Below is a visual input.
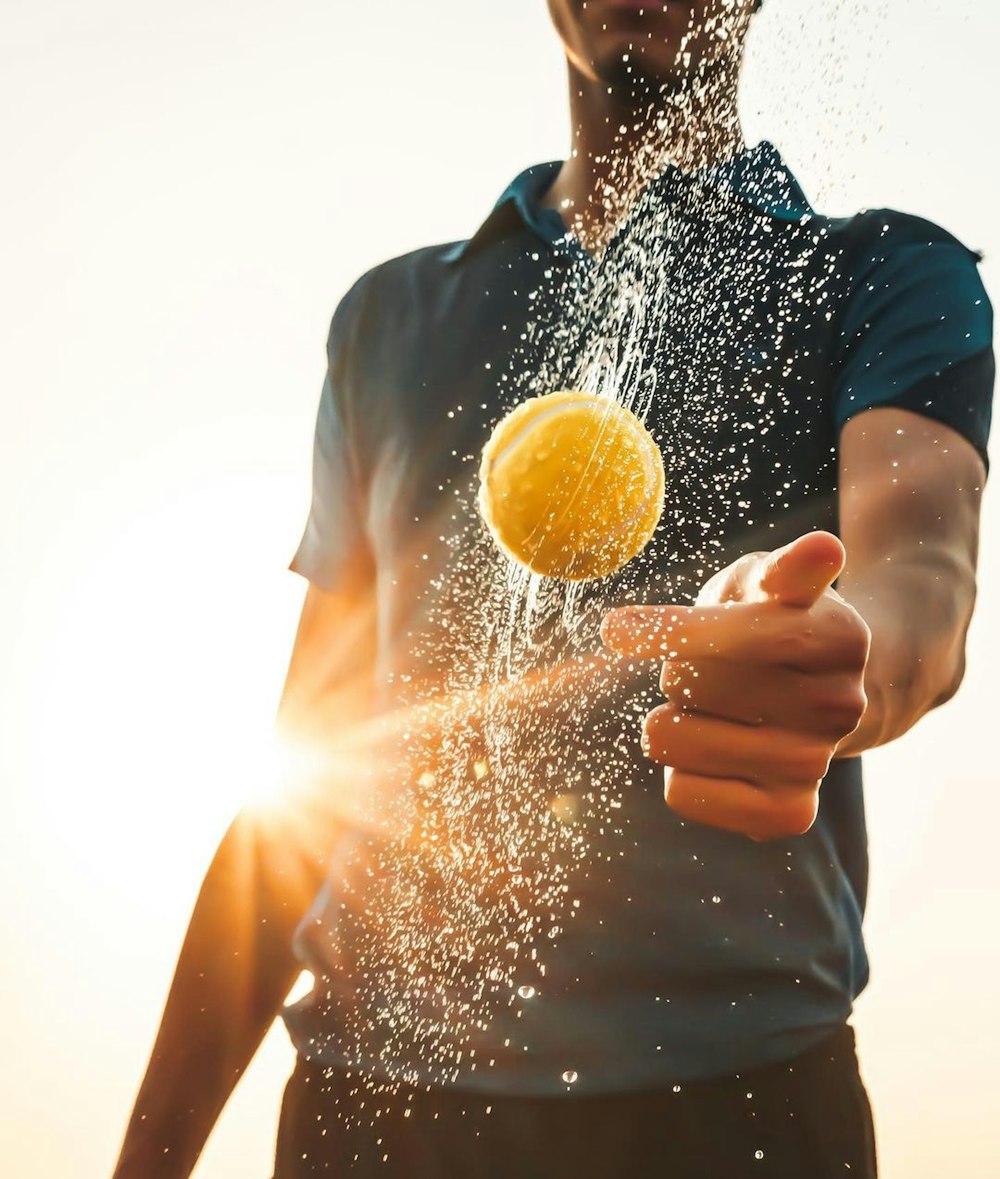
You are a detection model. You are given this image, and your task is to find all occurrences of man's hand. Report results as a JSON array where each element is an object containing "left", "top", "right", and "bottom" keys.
[{"left": 600, "top": 532, "right": 871, "bottom": 841}]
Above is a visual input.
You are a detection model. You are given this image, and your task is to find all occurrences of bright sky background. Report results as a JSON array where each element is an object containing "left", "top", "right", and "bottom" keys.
[{"left": 1, "top": 1, "right": 998, "bottom": 1175}]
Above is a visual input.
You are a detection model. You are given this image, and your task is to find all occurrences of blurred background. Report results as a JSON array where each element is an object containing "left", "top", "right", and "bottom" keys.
[{"left": 1, "top": 0, "right": 997, "bottom": 1174}]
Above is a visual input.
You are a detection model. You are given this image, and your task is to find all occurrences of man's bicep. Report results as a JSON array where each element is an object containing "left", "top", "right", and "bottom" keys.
[{"left": 838, "top": 407, "right": 984, "bottom": 580}]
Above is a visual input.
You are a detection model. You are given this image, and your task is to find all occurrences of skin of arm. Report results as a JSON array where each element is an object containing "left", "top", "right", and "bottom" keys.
[
  {"left": 833, "top": 408, "right": 984, "bottom": 755},
  {"left": 111, "top": 581, "right": 375, "bottom": 1179},
  {"left": 601, "top": 406, "right": 984, "bottom": 841}
]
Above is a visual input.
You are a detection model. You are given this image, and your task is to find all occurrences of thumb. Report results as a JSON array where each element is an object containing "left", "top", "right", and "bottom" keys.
[{"left": 757, "top": 531, "right": 846, "bottom": 609}]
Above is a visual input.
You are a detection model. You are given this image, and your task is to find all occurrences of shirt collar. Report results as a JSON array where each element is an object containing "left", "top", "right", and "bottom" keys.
[{"left": 441, "top": 141, "right": 813, "bottom": 265}]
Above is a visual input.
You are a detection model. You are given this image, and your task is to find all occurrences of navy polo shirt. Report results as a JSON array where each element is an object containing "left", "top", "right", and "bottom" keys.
[{"left": 283, "top": 142, "right": 993, "bottom": 1094}]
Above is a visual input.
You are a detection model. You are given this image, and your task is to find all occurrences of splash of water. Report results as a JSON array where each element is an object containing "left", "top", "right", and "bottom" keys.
[{"left": 302, "top": 0, "right": 884, "bottom": 1104}]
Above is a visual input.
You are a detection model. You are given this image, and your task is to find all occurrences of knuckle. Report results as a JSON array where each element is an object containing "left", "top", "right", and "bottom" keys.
[
  {"left": 755, "top": 791, "right": 819, "bottom": 841},
  {"left": 786, "top": 612, "right": 869, "bottom": 674},
  {"left": 842, "top": 624, "right": 871, "bottom": 669},
  {"left": 836, "top": 685, "right": 868, "bottom": 730},
  {"left": 826, "top": 608, "right": 871, "bottom": 668},
  {"left": 663, "top": 768, "right": 688, "bottom": 807},
  {"left": 810, "top": 682, "right": 868, "bottom": 735},
  {"left": 660, "top": 659, "right": 694, "bottom": 700},
  {"left": 779, "top": 743, "right": 832, "bottom": 785},
  {"left": 642, "top": 704, "right": 679, "bottom": 762},
  {"left": 663, "top": 770, "right": 705, "bottom": 817},
  {"left": 774, "top": 627, "right": 813, "bottom": 665}
]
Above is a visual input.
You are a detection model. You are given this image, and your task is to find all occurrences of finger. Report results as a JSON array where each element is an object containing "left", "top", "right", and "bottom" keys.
[
  {"left": 601, "top": 601, "right": 796, "bottom": 663},
  {"left": 665, "top": 770, "right": 819, "bottom": 842},
  {"left": 659, "top": 658, "right": 770, "bottom": 725},
  {"left": 661, "top": 661, "right": 868, "bottom": 739},
  {"left": 642, "top": 704, "right": 833, "bottom": 788},
  {"left": 604, "top": 600, "right": 867, "bottom": 673},
  {"left": 757, "top": 531, "right": 846, "bottom": 609}
]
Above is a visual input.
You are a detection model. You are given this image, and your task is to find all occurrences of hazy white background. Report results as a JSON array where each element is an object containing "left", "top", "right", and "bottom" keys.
[{"left": 1, "top": 0, "right": 997, "bottom": 1174}]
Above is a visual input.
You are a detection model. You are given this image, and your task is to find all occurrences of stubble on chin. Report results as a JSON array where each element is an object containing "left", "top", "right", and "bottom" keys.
[{"left": 593, "top": 53, "right": 685, "bottom": 107}]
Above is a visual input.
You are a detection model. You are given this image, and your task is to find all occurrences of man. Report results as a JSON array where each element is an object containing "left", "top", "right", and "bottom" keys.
[{"left": 113, "top": 1, "right": 993, "bottom": 1176}]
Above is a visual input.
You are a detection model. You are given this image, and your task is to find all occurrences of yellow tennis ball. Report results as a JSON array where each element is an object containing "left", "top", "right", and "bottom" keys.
[{"left": 477, "top": 390, "right": 665, "bottom": 580}]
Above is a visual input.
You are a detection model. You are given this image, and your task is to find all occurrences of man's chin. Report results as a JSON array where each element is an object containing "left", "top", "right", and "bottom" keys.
[{"left": 591, "top": 51, "right": 685, "bottom": 103}]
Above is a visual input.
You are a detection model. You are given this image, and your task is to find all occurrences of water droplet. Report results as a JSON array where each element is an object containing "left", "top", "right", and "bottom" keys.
[
  {"left": 561, "top": 1069, "right": 578, "bottom": 1085},
  {"left": 517, "top": 984, "right": 536, "bottom": 1000},
  {"left": 754, "top": 1149, "right": 764, "bottom": 1160},
  {"left": 550, "top": 793, "right": 578, "bottom": 823}
]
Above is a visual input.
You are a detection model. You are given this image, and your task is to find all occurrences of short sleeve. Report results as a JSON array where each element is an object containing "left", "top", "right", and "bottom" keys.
[
  {"left": 833, "top": 212, "right": 994, "bottom": 468},
  {"left": 289, "top": 281, "right": 373, "bottom": 592}
]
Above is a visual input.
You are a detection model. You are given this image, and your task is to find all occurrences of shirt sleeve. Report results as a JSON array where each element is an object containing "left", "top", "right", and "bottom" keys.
[
  {"left": 288, "top": 278, "right": 374, "bottom": 593},
  {"left": 832, "top": 211, "right": 995, "bottom": 468}
]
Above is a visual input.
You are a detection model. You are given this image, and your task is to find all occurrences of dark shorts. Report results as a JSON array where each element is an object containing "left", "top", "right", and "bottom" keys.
[{"left": 273, "top": 1023, "right": 877, "bottom": 1179}]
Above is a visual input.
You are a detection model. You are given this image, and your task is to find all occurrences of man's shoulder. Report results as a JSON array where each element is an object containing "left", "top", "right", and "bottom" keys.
[
  {"left": 815, "top": 206, "right": 983, "bottom": 271},
  {"left": 327, "top": 241, "right": 469, "bottom": 354},
  {"left": 354, "top": 240, "right": 469, "bottom": 288}
]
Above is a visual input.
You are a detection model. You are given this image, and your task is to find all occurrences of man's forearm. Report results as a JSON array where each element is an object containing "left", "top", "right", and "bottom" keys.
[
  {"left": 835, "top": 552, "right": 976, "bottom": 757},
  {"left": 112, "top": 812, "right": 324, "bottom": 1179}
]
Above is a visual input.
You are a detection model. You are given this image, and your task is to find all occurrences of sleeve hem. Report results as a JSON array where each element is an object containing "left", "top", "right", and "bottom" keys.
[{"left": 835, "top": 347, "right": 993, "bottom": 475}]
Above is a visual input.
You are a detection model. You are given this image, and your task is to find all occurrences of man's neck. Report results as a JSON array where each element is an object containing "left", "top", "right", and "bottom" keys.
[{"left": 540, "top": 60, "right": 746, "bottom": 253}]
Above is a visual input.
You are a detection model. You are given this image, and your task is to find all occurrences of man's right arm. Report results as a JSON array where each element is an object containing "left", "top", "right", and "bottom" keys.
[{"left": 112, "top": 581, "right": 376, "bottom": 1179}]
